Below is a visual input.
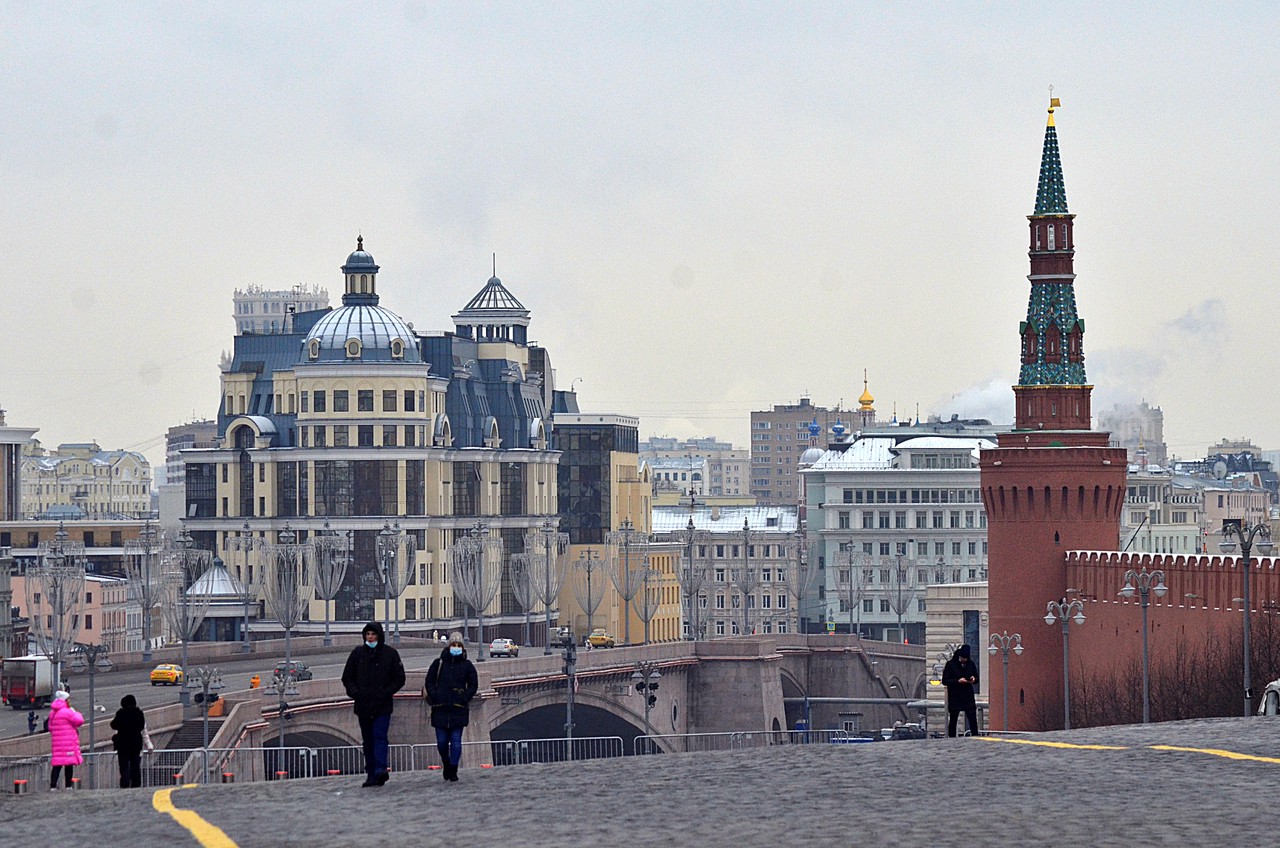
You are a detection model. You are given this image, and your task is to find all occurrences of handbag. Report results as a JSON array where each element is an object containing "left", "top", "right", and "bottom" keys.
[
  {"left": 142, "top": 727, "right": 154, "bottom": 753},
  {"left": 422, "top": 664, "right": 437, "bottom": 706}
]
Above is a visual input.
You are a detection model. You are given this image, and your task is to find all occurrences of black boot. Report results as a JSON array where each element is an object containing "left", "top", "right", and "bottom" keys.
[
  {"left": 441, "top": 762, "right": 452, "bottom": 781},
  {"left": 446, "top": 763, "right": 459, "bottom": 782}
]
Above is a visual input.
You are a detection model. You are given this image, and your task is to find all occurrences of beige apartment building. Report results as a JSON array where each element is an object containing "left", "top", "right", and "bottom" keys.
[
  {"left": 750, "top": 397, "right": 855, "bottom": 506},
  {"left": 640, "top": 436, "right": 748, "bottom": 497},
  {"left": 12, "top": 573, "right": 140, "bottom": 653},
  {"left": 21, "top": 441, "right": 152, "bottom": 520}
]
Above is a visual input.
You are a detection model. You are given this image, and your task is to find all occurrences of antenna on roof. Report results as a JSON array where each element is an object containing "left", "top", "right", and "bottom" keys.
[{"left": 492, "top": 253, "right": 497, "bottom": 278}]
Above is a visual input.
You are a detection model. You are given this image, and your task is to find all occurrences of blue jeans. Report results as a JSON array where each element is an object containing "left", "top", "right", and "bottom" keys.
[
  {"left": 436, "top": 726, "right": 463, "bottom": 767},
  {"left": 359, "top": 713, "right": 391, "bottom": 777}
]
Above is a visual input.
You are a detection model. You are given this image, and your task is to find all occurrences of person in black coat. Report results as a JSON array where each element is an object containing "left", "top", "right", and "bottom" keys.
[
  {"left": 424, "top": 632, "right": 478, "bottom": 782},
  {"left": 341, "top": 621, "right": 406, "bottom": 787},
  {"left": 110, "top": 694, "right": 149, "bottom": 788},
  {"left": 941, "top": 644, "right": 980, "bottom": 737}
]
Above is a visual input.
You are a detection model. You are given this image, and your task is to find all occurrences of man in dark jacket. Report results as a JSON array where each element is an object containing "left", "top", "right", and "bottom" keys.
[
  {"left": 341, "top": 621, "right": 406, "bottom": 787},
  {"left": 424, "top": 632, "right": 478, "bottom": 782},
  {"left": 110, "top": 694, "right": 149, "bottom": 788},
  {"left": 941, "top": 644, "right": 980, "bottom": 737}
]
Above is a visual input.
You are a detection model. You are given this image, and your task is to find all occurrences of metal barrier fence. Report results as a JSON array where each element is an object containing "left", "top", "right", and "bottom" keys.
[{"left": 634, "top": 729, "right": 848, "bottom": 755}]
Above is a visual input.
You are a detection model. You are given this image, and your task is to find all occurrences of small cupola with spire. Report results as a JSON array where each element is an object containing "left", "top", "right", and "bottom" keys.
[
  {"left": 340, "top": 235, "right": 380, "bottom": 306},
  {"left": 452, "top": 254, "right": 532, "bottom": 345}
]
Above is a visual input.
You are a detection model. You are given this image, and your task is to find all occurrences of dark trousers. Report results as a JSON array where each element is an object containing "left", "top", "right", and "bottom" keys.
[
  {"left": 435, "top": 726, "right": 464, "bottom": 767},
  {"left": 50, "top": 764, "right": 74, "bottom": 788},
  {"left": 948, "top": 706, "right": 978, "bottom": 737},
  {"left": 118, "top": 753, "right": 142, "bottom": 788},
  {"left": 358, "top": 713, "right": 391, "bottom": 778}
]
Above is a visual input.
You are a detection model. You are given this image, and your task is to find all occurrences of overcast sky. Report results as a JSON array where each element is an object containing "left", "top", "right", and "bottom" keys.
[{"left": 3, "top": 2, "right": 1276, "bottom": 469}]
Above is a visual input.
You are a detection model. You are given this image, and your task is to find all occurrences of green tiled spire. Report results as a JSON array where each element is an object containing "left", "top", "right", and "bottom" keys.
[{"left": 1034, "top": 101, "right": 1069, "bottom": 215}]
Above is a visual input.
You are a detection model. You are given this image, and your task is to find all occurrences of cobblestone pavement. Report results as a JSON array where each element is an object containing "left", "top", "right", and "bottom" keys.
[{"left": 4, "top": 717, "right": 1278, "bottom": 847}]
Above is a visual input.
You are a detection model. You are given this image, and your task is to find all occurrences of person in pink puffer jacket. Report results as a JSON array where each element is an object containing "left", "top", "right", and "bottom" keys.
[{"left": 48, "top": 690, "right": 84, "bottom": 790}]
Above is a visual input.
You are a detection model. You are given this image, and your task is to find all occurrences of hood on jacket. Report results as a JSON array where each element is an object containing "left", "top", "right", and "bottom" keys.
[
  {"left": 440, "top": 642, "right": 468, "bottom": 661},
  {"left": 362, "top": 621, "right": 385, "bottom": 645},
  {"left": 120, "top": 695, "right": 137, "bottom": 708}
]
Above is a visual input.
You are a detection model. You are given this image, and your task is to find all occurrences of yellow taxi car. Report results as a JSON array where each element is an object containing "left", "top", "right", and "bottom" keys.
[
  {"left": 587, "top": 628, "right": 616, "bottom": 649},
  {"left": 150, "top": 664, "right": 185, "bottom": 686}
]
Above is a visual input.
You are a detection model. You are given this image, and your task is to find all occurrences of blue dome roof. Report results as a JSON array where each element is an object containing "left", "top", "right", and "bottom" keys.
[
  {"left": 341, "top": 236, "right": 379, "bottom": 274},
  {"left": 303, "top": 305, "right": 422, "bottom": 363}
]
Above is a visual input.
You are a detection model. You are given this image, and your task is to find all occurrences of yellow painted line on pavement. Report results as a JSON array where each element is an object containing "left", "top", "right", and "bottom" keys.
[
  {"left": 973, "top": 736, "right": 1129, "bottom": 751},
  {"left": 1149, "top": 744, "right": 1280, "bottom": 764},
  {"left": 152, "top": 785, "right": 239, "bottom": 848}
]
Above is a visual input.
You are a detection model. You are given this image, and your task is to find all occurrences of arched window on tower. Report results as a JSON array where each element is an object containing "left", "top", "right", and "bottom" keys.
[
  {"left": 1021, "top": 326, "right": 1037, "bottom": 364},
  {"left": 1044, "top": 322, "right": 1061, "bottom": 364},
  {"left": 1047, "top": 226, "right": 1056, "bottom": 250},
  {"left": 1067, "top": 326, "right": 1083, "bottom": 362}
]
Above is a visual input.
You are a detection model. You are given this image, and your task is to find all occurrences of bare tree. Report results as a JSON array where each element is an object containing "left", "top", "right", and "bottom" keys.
[
  {"left": 673, "top": 520, "right": 711, "bottom": 641},
  {"left": 731, "top": 519, "right": 760, "bottom": 635},
  {"left": 781, "top": 528, "right": 819, "bottom": 635}
]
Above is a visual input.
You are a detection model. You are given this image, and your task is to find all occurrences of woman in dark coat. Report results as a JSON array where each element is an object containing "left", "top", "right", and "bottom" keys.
[
  {"left": 110, "top": 694, "right": 150, "bottom": 788},
  {"left": 941, "top": 644, "right": 980, "bottom": 737},
  {"left": 424, "top": 632, "right": 478, "bottom": 782}
]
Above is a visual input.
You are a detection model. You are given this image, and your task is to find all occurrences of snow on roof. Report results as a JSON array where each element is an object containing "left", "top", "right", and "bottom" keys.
[
  {"left": 806, "top": 438, "right": 896, "bottom": 471},
  {"left": 894, "top": 436, "right": 996, "bottom": 452},
  {"left": 651, "top": 506, "right": 799, "bottom": 534}
]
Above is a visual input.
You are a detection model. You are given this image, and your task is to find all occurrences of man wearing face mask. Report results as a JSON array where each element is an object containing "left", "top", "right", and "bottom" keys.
[
  {"left": 423, "top": 632, "right": 478, "bottom": 782},
  {"left": 341, "top": 621, "right": 406, "bottom": 787}
]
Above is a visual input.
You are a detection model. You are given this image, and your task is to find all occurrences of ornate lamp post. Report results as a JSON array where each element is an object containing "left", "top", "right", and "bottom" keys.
[
  {"left": 1120, "top": 568, "right": 1167, "bottom": 723},
  {"left": 510, "top": 553, "right": 537, "bottom": 647},
  {"left": 228, "top": 522, "right": 264, "bottom": 653},
  {"left": 68, "top": 643, "right": 111, "bottom": 788},
  {"left": 376, "top": 522, "right": 415, "bottom": 646},
  {"left": 528, "top": 520, "right": 569, "bottom": 655},
  {"left": 674, "top": 518, "right": 711, "bottom": 641},
  {"left": 124, "top": 521, "right": 162, "bottom": 662},
  {"left": 1219, "top": 519, "right": 1274, "bottom": 717},
  {"left": 607, "top": 518, "right": 649, "bottom": 645},
  {"left": 633, "top": 558, "right": 661, "bottom": 645},
  {"left": 1043, "top": 598, "right": 1086, "bottom": 729},
  {"left": 782, "top": 526, "right": 818, "bottom": 636},
  {"left": 988, "top": 631, "right": 1024, "bottom": 732},
  {"left": 262, "top": 524, "right": 311, "bottom": 733},
  {"left": 311, "top": 522, "right": 350, "bottom": 648},
  {"left": 731, "top": 518, "right": 760, "bottom": 636},
  {"left": 188, "top": 666, "right": 223, "bottom": 783},
  {"left": 450, "top": 522, "right": 503, "bottom": 662},
  {"left": 160, "top": 529, "right": 213, "bottom": 707},
  {"left": 571, "top": 549, "right": 607, "bottom": 638},
  {"left": 26, "top": 523, "right": 87, "bottom": 692}
]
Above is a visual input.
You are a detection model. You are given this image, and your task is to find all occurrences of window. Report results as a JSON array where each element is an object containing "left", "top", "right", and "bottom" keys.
[
  {"left": 334, "top": 390, "right": 349, "bottom": 412},
  {"left": 880, "top": 599, "right": 891, "bottom": 613},
  {"left": 917, "top": 541, "right": 928, "bottom": 556},
  {"left": 878, "top": 511, "right": 890, "bottom": 529},
  {"left": 358, "top": 425, "right": 374, "bottom": 446},
  {"left": 404, "top": 425, "right": 415, "bottom": 447},
  {"left": 382, "top": 390, "right": 397, "bottom": 412},
  {"left": 383, "top": 426, "right": 397, "bottom": 447},
  {"left": 862, "top": 512, "right": 875, "bottom": 529},
  {"left": 85, "top": 614, "right": 93, "bottom": 630},
  {"left": 313, "top": 390, "right": 327, "bottom": 412},
  {"left": 301, "top": 391, "right": 309, "bottom": 413},
  {"left": 952, "top": 542, "right": 962, "bottom": 556},
  {"left": 879, "top": 543, "right": 889, "bottom": 556},
  {"left": 969, "top": 542, "right": 977, "bottom": 555},
  {"left": 842, "top": 488, "right": 854, "bottom": 504},
  {"left": 838, "top": 511, "right": 850, "bottom": 529},
  {"left": 863, "top": 599, "right": 874, "bottom": 613},
  {"left": 314, "top": 426, "right": 327, "bottom": 447},
  {"left": 358, "top": 390, "right": 374, "bottom": 412},
  {"left": 895, "top": 511, "right": 907, "bottom": 529},
  {"left": 915, "top": 513, "right": 927, "bottom": 529},
  {"left": 333, "top": 426, "right": 349, "bottom": 447}
]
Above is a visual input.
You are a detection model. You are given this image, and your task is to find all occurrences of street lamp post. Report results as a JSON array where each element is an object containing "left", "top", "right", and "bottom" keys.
[
  {"left": 1120, "top": 568, "right": 1167, "bottom": 723},
  {"left": 376, "top": 522, "right": 415, "bottom": 646},
  {"left": 783, "top": 527, "right": 817, "bottom": 636},
  {"left": 161, "top": 529, "right": 213, "bottom": 707},
  {"left": 560, "top": 632, "right": 577, "bottom": 758},
  {"left": 124, "top": 521, "right": 161, "bottom": 662},
  {"left": 632, "top": 661, "right": 661, "bottom": 753},
  {"left": 312, "top": 522, "right": 350, "bottom": 649},
  {"left": 528, "top": 520, "right": 569, "bottom": 655},
  {"left": 1219, "top": 519, "right": 1275, "bottom": 717},
  {"left": 987, "top": 631, "right": 1023, "bottom": 732},
  {"left": 450, "top": 522, "right": 502, "bottom": 662},
  {"left": 607, "top": 519, "right": 649, "bottom": 645},
  {"left": 1043, "top": 598, "right": 1086, "bottom": 729},
  {"left": 68, "top": 643, "right": 111, "bottom": 788},
  {"left": 675, "top": 518, "right": 710, "bottom": 641},
  {"left": 229, "top": 522, "right": 263, "bottom": 653},
  {"left": 189, "top": 666, "right": 223, "bottom": 783},
  {"left": 571, "top": 549, "right": 607, "bottom": 637},
  {"left": 26, "top": 523, "right": 87, "bottom": 694}
]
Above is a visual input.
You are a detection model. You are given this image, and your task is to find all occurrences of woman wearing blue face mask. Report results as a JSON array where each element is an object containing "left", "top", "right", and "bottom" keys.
[{"left": 423, "top": 632, "right": 478, "bottom": 781}]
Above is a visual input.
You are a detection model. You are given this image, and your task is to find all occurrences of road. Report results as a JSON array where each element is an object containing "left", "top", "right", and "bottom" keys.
[
  {"left": 3, "top": 716, "right": 1278, "bottom": 847},
  {"left": 1, "top": 641, "right": 455, "bottom": 740}
]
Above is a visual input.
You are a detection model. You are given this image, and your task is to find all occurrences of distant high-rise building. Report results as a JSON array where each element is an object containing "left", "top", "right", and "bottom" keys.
[
  {"left": 750, "top": 398, "right": 853, "bottom": 506},
  {"left": 1098, "top": 401, "right": 1167, "bottom": 465},
  {"left": 639, "top": 436, "right": 748, "bottom": 496},
  {"left": 233, "top": 283, "right": 330, "bottom": 335},
  {"left": 157, "top": 419, "right": 219, "bottom": 530}
]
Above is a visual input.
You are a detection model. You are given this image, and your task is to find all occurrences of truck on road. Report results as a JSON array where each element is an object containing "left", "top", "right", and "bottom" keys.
[{"left": 1, "top": 655, "right": 55, "bottom": 709}]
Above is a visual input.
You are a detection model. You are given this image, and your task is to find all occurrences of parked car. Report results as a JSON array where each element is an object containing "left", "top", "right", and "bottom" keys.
[
  {"left": 150, "top": 664, "right": 185, "bottom": 686},
  {"left": 273, "top": 661, "right": 313, "bottom": 681},
  {"left": 587, "top": 628, "right": 616, "bottom": 649},
  {"left": 489, "top": 638, "right": 519, "bottom": 657}
]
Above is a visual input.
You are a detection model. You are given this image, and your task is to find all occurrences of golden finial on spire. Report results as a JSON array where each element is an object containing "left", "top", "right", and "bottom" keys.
[{"left": 1047, "top": 85, "right": 1061, "bottom": 127}]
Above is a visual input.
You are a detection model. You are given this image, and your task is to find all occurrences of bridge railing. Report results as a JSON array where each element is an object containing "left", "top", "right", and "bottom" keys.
[{"left": 635, "top": 728, "right": 848, "bottom": 755}]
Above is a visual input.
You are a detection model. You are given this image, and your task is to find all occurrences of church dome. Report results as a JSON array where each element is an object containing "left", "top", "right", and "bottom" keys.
[
  {"left": 800, "top": 447, "right": 825, "bottom": 465},
  {"left": 304, "top": 304, "right": 421, "bottom": 363},
  {"left": 341, "top": 236, "right": 378, "bottom": 272}
]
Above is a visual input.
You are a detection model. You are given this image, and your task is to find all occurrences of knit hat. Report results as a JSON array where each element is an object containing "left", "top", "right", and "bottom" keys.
[
  {"left": 958, "top": 644, "right": 971, "bottom": 659},
  {"left": 448, "top": 632, "right": 464, "bottom": 645},
  {"left": 54, "top": 690, "right": 70, "bottom": 702}
]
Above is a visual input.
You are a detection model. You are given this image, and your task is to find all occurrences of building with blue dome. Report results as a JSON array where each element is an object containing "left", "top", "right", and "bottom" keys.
[{"left": 182, "top": 238, "right": 571, "bottom": 636}]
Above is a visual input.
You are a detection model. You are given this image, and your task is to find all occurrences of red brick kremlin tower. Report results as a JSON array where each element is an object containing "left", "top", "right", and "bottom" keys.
[{"left": 980, "top": 99, "right": 1129, "bottom": 731}]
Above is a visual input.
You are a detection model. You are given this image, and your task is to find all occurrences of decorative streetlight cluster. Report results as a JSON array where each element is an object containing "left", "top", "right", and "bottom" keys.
[
  {"left": 1044, "top": 598, "right": 1085, "bottom": 729},
  {"left": 570, "top": 548, "right": 607, "bottom": 639},
  {"left": 311, "top": 521, "right": 351, "bottom": 648},
  {"left": 25, "top": 523, "right": 87, "bottom": 692},
  {"left": 376, "top": 522, "right": 416, "bottom": 646},
  {"left": 988, "top": 631, "right": 1024, "bottom": 732},
  {"left": 450, "top": 522, "right": 502, "bottom": 661},
  {"left": 228, "top": 522, "right": 265, "bottom": 652},
  {"left": 123, "top": 521, "right": 162, "bottom": 662},
  {"left": 607, "top": 519, "right": 650, "bottom": 645},
  {"left": 1119, "top": 569, "right": 1166, "bottom": 724},
  {"left": 527, "top": 520, "right": 570, "bottom": 655},
  {"left": 1219, "top": 520, "right": 1274, "bottom": 717},
  {"left": 782, "top": 527, "right": 818, "bottom": 637},
  {"left": 160, "top": 528, "right": 213, "bottom": 706},
  {"left": 732, "top": 518, "right": 759, "bottom": 636},
  {"left": 674, "top": 518, "right": 711, "bottom": 641},
  {"left": 187, "top": 666, "right": 224, "bottom": 782}
]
